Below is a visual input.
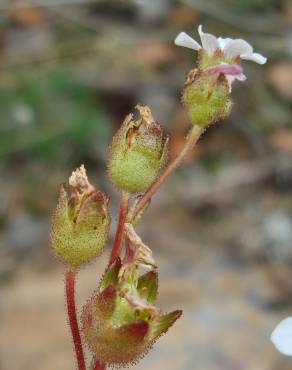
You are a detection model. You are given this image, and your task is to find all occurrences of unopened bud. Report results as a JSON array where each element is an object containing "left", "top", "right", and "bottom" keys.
[
  {"left": 182, "top": 68, "right": 232, "bottom": 127},
  {"left": 51, "top": 165, "right": 110, "bottom": 267},
  {"left": 108, "top": 105, "right": 169, "bottom": 193}
]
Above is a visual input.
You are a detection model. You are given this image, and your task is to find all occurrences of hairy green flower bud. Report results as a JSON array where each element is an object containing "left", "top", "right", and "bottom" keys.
[
  {"left": 51, "top": 165, "right": 110, "bottom": 267},
  {"left": 81, "top": 224, "right": 181, "bottom": 366},
  {"left": 182, "top": 68, "right": 232, "bottom": 127},
  {"left": 108, "top": 105, "right": 169, "bottom": 193}
]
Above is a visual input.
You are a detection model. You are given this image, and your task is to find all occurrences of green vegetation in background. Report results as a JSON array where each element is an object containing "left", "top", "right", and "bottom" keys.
[
  {"left": 0, "top": 67, "right": 111, "bottom": 162},
  {"left": 226, "top": 0, "right": 282, "bottom": 13}
]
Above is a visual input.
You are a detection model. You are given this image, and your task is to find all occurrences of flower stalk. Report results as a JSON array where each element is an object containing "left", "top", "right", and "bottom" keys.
[
  {"left": 65, "top": 267, "right": 86, "bottom": 370},
  {"left": 133, "top": 124, "right": 203, "bottom": 219},
  {"left": 109, "top": 191, "right": 131, "bottom": 264}
]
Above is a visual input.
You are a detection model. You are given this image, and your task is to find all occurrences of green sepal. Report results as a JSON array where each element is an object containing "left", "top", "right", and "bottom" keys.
[
  {"left": 198, "top": 49, "right": 237, "bottom": 70},
  {"left": 116, "top": 320, "right": 149, "bottom": 343},
  {"left": 99, "top": 257, "right": 121, "bottom": 290},
  {"left": 182, "top": 70, "right": 232, "bottom": 127},
  {"left": 97, "top": 284, "right": 117, "bottom": 318},
  {"left": 137, "top": 270, "right": 158, "bottom": 304},
  {"left": 83, "top": 318, "right": 150, "bottom": 366},
  {"left": 149, "top": 310, "right": 182, "bottom": 340}
]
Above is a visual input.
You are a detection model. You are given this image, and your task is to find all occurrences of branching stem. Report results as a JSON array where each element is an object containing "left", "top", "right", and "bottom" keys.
[
  {"left": 109, "top": 190, "right": 130, "bottom": 264},
  {"left": 133, "top": 124, "right": 203, "bottom": 218},
  {"left": 65, "top": 267, "right": 86, "bottom": 370}
]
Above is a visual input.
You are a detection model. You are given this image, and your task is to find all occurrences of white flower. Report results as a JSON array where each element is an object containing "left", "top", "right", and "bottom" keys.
[
  {"left": 175, "top": 25, "right": 267, "bottom": 64},
  {"left": 271, "top": 317, "right": 292, "bottom": 356},
  {"left": 175, "top": 25, "right": 267, "bottom": 89}
]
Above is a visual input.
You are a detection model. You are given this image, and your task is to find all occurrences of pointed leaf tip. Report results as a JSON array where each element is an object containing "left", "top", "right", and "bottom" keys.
[
  {"left": 150, "top": 309, "right": 182, "bottom": 340},
  {"left": 99, "top": 257, "right": 122, "bottom": 290}
]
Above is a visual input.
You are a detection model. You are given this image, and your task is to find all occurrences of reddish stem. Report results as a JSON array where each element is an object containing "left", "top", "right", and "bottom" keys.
[
  {"left": 109, "top": 191, "right": 130, "bottom": 264},
  {"left": 93, "top": 359, "right": 106, "bottom": 370},
  {"left": 133, "top": 125, "right": 203, "bottom": 219},
  {"left": 65, "top": 267, "right": 86, "bottom": 370}
]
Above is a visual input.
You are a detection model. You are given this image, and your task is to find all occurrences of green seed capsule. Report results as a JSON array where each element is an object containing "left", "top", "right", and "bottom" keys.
[
  {"left": 108, "top": 105, "right": 169, "bottom": 194},
  {"left": 51, "top": 165, "right": 110, "bottom": 267}
]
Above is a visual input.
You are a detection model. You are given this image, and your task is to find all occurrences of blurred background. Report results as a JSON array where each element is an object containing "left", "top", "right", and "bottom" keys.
[{"left": 0, "top": 0, "right": 292, "bottom": 369}]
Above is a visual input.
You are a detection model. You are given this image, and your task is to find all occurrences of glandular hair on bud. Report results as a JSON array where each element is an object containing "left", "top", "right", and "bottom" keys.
[
  {"left": 108, "top": 105, "right": 169, "bottom": 194},
  {"left": 182, "top": 69, "right": 232, "bottom": 127},
  {"left": 51, "top": 166, "right": 110, "bottom": 267}
]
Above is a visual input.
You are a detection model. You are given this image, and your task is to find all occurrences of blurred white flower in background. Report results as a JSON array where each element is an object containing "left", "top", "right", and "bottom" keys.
[{"left": 271, "top": 317, "right": 292, "bottom": 356}]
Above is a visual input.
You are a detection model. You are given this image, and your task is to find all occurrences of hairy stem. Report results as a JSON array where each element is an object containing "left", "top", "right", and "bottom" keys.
[
  {"left": 109, "top": 190, "right": 130, "bottom": 264},
  {"left": 65, "top": 267, "right": 86, "bottom": 370},
  {"left": 133, "top": 124, "right": 203, "bottom": 219}
]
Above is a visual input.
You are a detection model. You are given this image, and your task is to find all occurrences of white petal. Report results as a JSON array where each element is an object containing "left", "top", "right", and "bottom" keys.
[
  {"left": 271, "top": 317, "right": 292, "bottom": 356},
  {"left": 217, "top": 37, "right": 233, "bottom": 49},
  {"left": 241, "top": 52, "right": 267, "bottom": 64},
  {"left": 198, "top": 25, "right": 219, "bottom": 54},
  {"left": 223, "top": 39, "right": 253, "bottom": 59},
  {"left": 225, "top": 72, "right": 246, "bottom": 92},
  {"left": 236, "top": 72, "right": 247, "bottom": 81},
  {"left": 174, "top": 32, "right": 201, "bottom": 50}
]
